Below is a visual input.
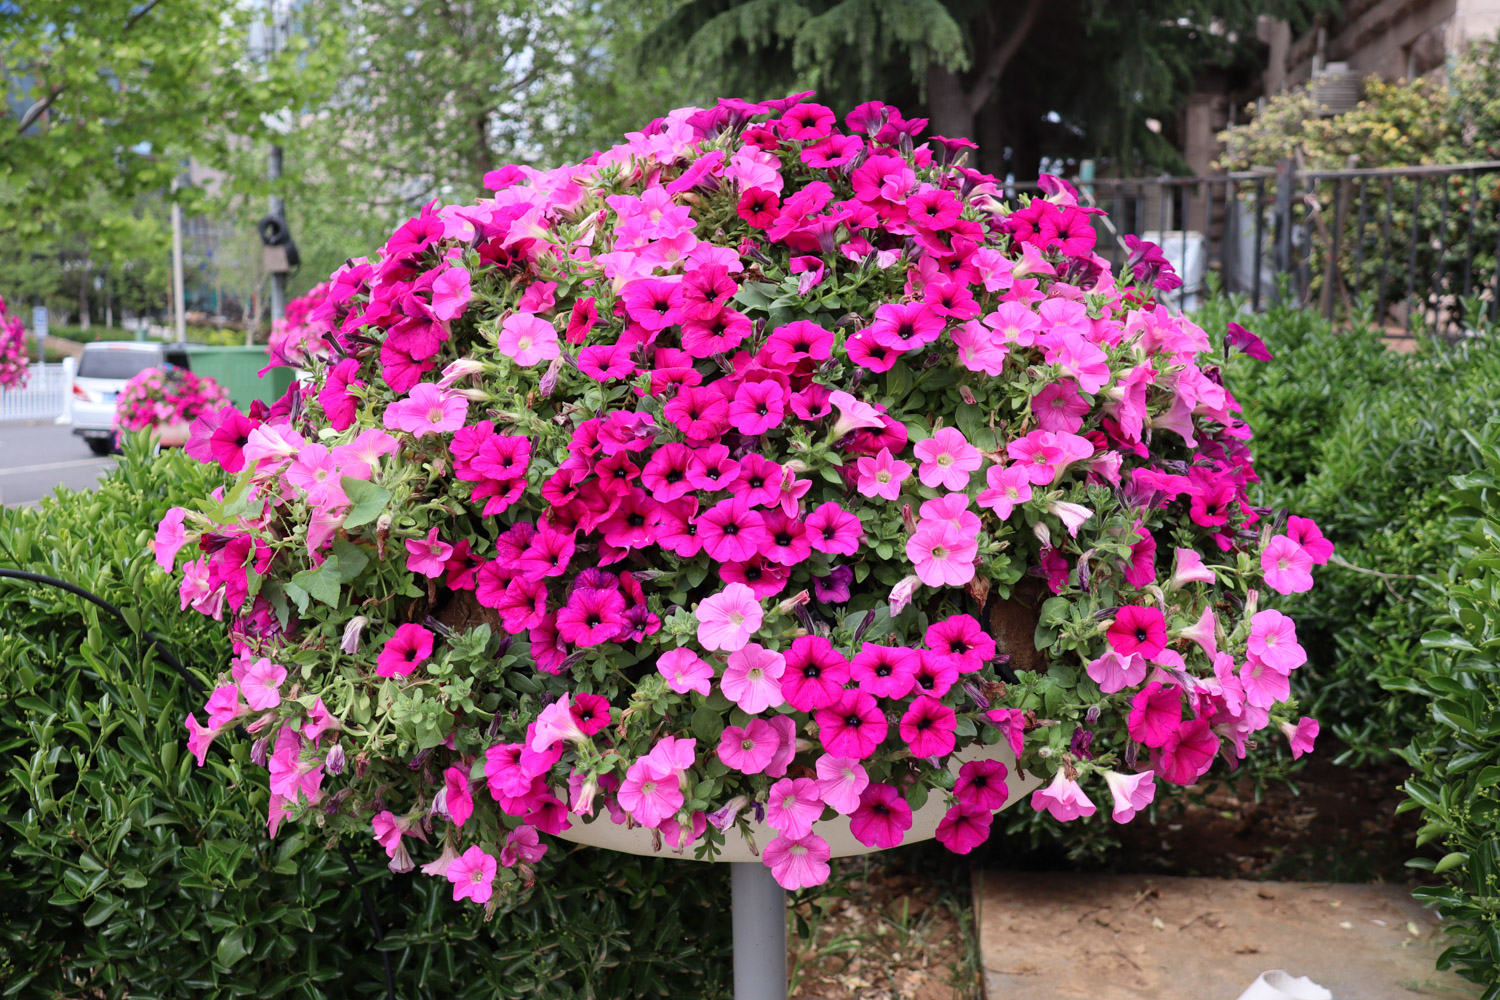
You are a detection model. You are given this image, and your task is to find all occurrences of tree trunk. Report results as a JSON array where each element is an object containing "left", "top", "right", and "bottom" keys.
[
  {"left": 79, "top": 266, "right": 90, "bottom": 330},
  {"left": 926, "top": 63, "right": 976, "bottom": 142}
]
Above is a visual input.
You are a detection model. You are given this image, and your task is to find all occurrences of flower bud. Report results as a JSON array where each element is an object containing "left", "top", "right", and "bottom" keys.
[
  {"left": 775, "top": 589, "right": 810, "bottom": 617},
  {"left": 340, "top": 615, "right": 368, "bottom": 654},
  {"left": 250, "top": 736, "right": 269, "bottom": 768},
  {"left": 888, "top": 575, "right": 921, "bottom": 616},
  {"left": 325, "top": 743, "right": 346, "bottom": 775}
]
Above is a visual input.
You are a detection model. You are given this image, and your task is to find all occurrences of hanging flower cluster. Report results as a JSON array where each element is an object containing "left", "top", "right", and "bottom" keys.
[
  {"left": 0, "top": 294, "right": 28, "bottom": 391},
  {"left": 156, "top": 96, "right": 1326, "bottom": 900},
  {"left": 114, "top": 365, "right": 229, "bottom": 435}
]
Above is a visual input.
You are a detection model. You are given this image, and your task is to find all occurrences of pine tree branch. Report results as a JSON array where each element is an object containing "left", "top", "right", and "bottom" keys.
[{"left": 965, "top": 0, "right": 1044, "bottom": 116}]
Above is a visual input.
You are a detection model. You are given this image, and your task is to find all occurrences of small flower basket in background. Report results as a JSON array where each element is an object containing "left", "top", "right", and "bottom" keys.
[
  {"left": 114, "top": 365, "right": 229, "bottom": 448},
  {"left": 0, "top": 294, "right": 28, "bottom": 392}
]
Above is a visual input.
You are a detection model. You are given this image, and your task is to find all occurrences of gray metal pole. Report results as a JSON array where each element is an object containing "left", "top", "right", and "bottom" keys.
[
  {"left": 171, "top": 196, "right": 186, "bottom": 344},
  {"left": 731, "top": 862, "right": 787, "bottom": 1000},
  {"left": 269, "top": 143, "right": 286, "bottom": 323}
]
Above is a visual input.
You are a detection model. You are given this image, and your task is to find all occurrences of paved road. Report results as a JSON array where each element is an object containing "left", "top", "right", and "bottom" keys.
[{"left": 0, "top": 420, "right": 116, "bottom": 507}]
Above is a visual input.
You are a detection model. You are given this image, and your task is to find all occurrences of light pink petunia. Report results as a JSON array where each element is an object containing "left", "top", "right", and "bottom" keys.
[
  {"left": 531, "top": 694, "right": 589, "bottom": 752},
  {"left": 906, "top": 519, "right": 978, "bottom": 587},
  {"left": 617, "top": 757, "right": 685, "bottom": 827},
  {"left": 1261, "top": 535, "right": 1314, "bottom": 595},
  {"left": 382, "top": 383, "right": 468, "bottom": 438},
  {"left": 1086, "top": 649, "right": 1147, "bottom": 694},
  {"left": 497, "top": 312, "right": 561, "bottom": 366},
  {"left": 720, "top": 643, "right": 786, "bottom": 714},
  {"left": 765, "top": 777, "right": 824, "bottom": 839},
  {"left": 1168, "top": 548, "right": 1217, "bottom": 589},
  {"left": 240, "top": 657, "right": 287, "bottom": 711},
  {"left": 854, "top": 447, "right": 912, "bottom": 501},
  {"left": 976, "top": 463, "right": 1033, "bottom": 520},
  {"left": 763, "top": 833, "right": 831, "bottom": 890},
  {"left": 431, "top": 266, "right": 472, "bottom": 321},
  {"left": 405, "top": 526, "right": 454, "bottom": 578},
  {"left": 814, "top": 755, "right": 869, "bottom": 815},
  {"left": 1246, "top": 609, "right": 1306, "bottom": 674},
  {"left": 913, "top": 427, "right": 982, "bottom": 491},
  {"left": 827, "top": 389, "right": 885, "bottom": 439},
  {"left": 657, "top": 647, "right": 714, "bottom": 696},
  {"left": 153, "top": 507, "right": 189, "bottom": 573},
  {"left": 696, "top": 582, "right": 763, "bottom": 651},
  {"left": 446, "top": 845, "right": 497, "bottom": 904},
  {"left": 1239, "top": 657, "right": 1292, "bottom": 709},
  {"left": 717, "top": 718, "right": 780, "bottom": 774},
  {"left": 1280, "top": 716, "right": 1319, "bottom": 759},
  {"left": 1101, "top": 770, "right": 1156, "bottom": 823},
  {"left": 1029, "top": 769, "right": 1097, "bottom": 822}
]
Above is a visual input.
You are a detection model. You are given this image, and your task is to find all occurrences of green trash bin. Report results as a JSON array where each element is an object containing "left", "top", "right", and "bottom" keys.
[{"left": 185, "top": 346, "right": 296, "bottom": 411}]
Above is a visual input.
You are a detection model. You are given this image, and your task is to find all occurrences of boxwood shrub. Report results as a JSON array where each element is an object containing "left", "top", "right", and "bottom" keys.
[{"left": 0, "top": 436, "right": 730, "bottom": 999}]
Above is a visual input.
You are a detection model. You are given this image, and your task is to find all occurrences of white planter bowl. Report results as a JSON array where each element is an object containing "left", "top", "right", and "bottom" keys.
[{"left": 553, "top": 741, "right": 1041, "bottom": 862}]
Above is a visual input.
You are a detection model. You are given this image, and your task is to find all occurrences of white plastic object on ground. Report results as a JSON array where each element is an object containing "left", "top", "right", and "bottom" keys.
[{"left": 1236, "top": 970, "right": 1333, "bottom": 1000}]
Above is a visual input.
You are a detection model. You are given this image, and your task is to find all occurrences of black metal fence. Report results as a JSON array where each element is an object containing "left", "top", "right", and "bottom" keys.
[{"left": 1023, "top": 161, "right": 1500, "bottom": 336}]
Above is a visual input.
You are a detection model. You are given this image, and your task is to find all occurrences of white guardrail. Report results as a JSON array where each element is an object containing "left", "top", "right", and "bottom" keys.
[{"left": 0, "top": 359, "right": 74, "bottom": 423}]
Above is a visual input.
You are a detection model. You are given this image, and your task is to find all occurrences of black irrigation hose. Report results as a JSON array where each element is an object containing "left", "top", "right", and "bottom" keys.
[{"left": 0, "top": 567, "right": 398, "bottom": 1000}]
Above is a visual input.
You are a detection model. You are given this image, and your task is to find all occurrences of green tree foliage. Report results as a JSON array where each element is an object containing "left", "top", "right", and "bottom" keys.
[{"left": 639, "top": 0, "right": 1331, "bottom": 176}]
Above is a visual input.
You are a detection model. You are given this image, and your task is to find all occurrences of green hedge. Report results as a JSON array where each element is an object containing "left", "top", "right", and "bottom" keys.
[
  {"left": 1398, "top": 424, "right": 1500, "bottom": 997},
  {"left": 0, "top": 436, "right": 731, "bottom": 999}
]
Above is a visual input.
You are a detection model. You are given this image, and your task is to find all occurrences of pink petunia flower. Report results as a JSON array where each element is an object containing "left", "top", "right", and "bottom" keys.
[
  {"left": 827, "top": 389, "right": 885, "bottom": 440},
  {"left": 405, "top": 527, "right": 454, "bottom": 578},
  {"left": 804, "top": 502, "right": 863, "bottom": 556},
  {"left": 500, "top": 825, "right": 548, "bottom": 867},
  {"left": 531, "top": 694, "right": 590, "bottom": 752},
  {"left": 618, "top": 757, "right": 685, "bottom": 827},
  {"left": 696, "top": 582, "right": 763, "bottom": 652},
  {"left": 925, "top": 614, "right": 995, "bottom": 673},
  {"left": 658, "top": 647, "right": 714, "bottom": 696},
  {"left": 850, "top": 643, "right": 920, "bottom": 699},
  {"left": 443, "top": 765, "right": 475, "bottom": 827},
  {"left": 1086, "top": 649, "right": 1148, "bottom": 694},
  {"left": 935, "top": 802, "right": 993, "bottom": 854},
  {"left": 431, "top": 266, "right": 472, "bottom": 321},
  {"left": 1261, "top": 535, "right": 1314, "bottom": 594},
  {"left": 383, "top": 383, "right": 468, "bottom": 438},
  {"left": 766, "top": 777, "right": 824, "bottom": 839},
  {"left": 1152, "top": 719, "right": 1220, "bottom": 786},
  {"left": 899, "top": 695, "right": 957, "bottom": 758},
  {"left": 1127, "top": 682, "right": 1182, "bottom": 748},
  {"left": 446, "top": 845, "right": 497, "bottom": 905},
  {"left": 1286, "top": 515, "right": 1334, "bottom": 565},
  {"left": 1029, "top": 769, "right": 1097, "bottom": 822},
  {"left": 720, "top": 643, "right": 786, "bottom": 713},
  {"left": 1032, "top": 379, "right": 1089, "bottom": 433},
  {"left": 906, "top": 519, "right": 978, "bottom": 587},
  {"left": 814, "top": 755, "right": 869, "bottom": 815},
  {"left": 1168, "top": 548, "right": 1217, "bottom": 589},
  {"left": 153, "top": 507, "right": 189, "bottom": 572},
  {"left": 848, "top": 782, "right": 913, "bottom": 849},
  {"left": 240, "top": 657, "right": 287, "bottom": 711},
  {"left": 913, "top": 427, "right": 982, "bottom": 491},
  {"left": 976, "top": 463, "right": 1033, "bottom": 520},
  {"left": 1101, "top": 770, "right": 1156, "bottom": 823},
  {"left": 855, "top": 448, "right": 912, "bottom": 501},
  {"left": 376, "top": 623, "right": 435, "bottom": 678},
  {"left": 718, "top": 718, "right": 781, "bottom": 774},
  {"left": 763, "top": 833, "right": 832, "bottom": 890},
  {"left": 1246, "top": 609, "right": 1306, "bottom": 674},
  {"left": 781, "top": 635, "right": 851, "bottom": 711},
  {"left": 955, "top": 759, "right": 1009, "bottom": 811},
  {"left": 1239, "top": 657, "right": 1292, "bottom": 709},
  {"left": 1280, "top": 716, "right": 1319, "bottom": 759},
  {"left": 497, "top": 312, "right": 561, "bottom": 366},
  {"left": 728, "top": 380, "right": 786, "bottom": 436}
]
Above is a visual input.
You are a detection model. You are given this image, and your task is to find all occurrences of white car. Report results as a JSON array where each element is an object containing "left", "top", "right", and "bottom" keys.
[{"left": 70, "top": 342, "right": 193, "bottom": 455}]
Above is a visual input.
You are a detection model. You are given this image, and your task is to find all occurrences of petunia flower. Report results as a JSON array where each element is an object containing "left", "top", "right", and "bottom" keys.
[
  {"left": 1168, "top": 548, "right": 1217, "bottom": 589},
  {"left": 906, "top": 519, "right": 978, "bottom": 588},
  {"left": 1029, "top": 769, "right": 1096, "bottom": 822},
  {"left": 1152, "top": 719, "right": 1220, "bottom": 786},
  {"left": 1127, "top": 682, "right": 1182, "bottom": 748},
  {"left": 1285, "top": 515, "right": 1334, "bottom": 565},
  {"left": 935, "top": 802, "right": 993, "bottom": 854},
  {"left": 717, "top": 718, "right": 781, "bottom": 774},
  {"left": 443, "top": 765, "right": 475, "bottom": 827},
  {"left": 850, "top": 643, "right": 920, "bottom": 699},
  {"left": 658, "top": 647, "right": 714, "bottom": 696},
  {"left": 804, "top": 502, "right": 864, "bottom": 556},
  {"left": 855, "top": 448, "right": 912, "bottom": 501},
  {"left": 720, "top": 643, "right": 786, "bottom": 714},
  {"left": 500, "top": 825, "right": 548, "bottom": 867},
  {"left": 781, "top": 635, "right": 851, "bottom": 711},
  {"left": 765, "top": 777, "right": 824, "bottom": 839},
  {"left": 1261, "top": 535, "right": 1314, "bottom": 594},
  {"left": 446, "top": 845, "right": 497, "bottom": 905},
  {"left": 376, "top": 623, "right": 435, "bottom": 678},
  {"left": 1086, "top": 649, "right": 1148, "bottom": 694},
  {"left": 153, "top": 507, "right": 189, "bottom": 573},
  {"left": 696, "top": 582, "right": 763, "bottom": 651},
  {"left": 976, "top": 463, "right": 1033, "bottom": 520},
  {"left": 382, "top": 383, "right": 468, "bottom": 438},
  {"left": 954, "top": 759, "right": 1010, "bottom": 812},
  {"left": 1246, "top": 609, "right": 1306, "bottom": 673},
  {"left": 848, "top": 782, "right": 912, "bottom": 849},
  {"left": 617, "top": 757, "right": 685, "bottom": 828},
  {"left": 827, "top": 390, "right": 885, "bottom": 440},
  {"left": 1279, "top": 716, "right": 1319, "bottom": 759},
  {"left": 497, "top": 312, "right": 561, "bottom": 366},
  {"left": 814, "top": 755, "right": 869, "bottom": 815},
  {"left": 1106, "top": 605, "right": 1168, "bottom": 661},
  {"left": 404, "top": 527, "right": 454, "bottom": 578},
  {"left": 240, "top": 657, "right": 287, "bottom": 711},
  {"left": 816, "top": 689, "right": 888, "bottom": 759},
  {"left": 531, "top": 695, "right": 590, "bottom": 752},
  {"left": 763, "top": 833, "right": 831, "bottom": 890},
  {"left": 898, "top": 696, "right": 958, "bottom": 758},
  {"left": 914, "top": 427, "right": 982, "bottom": 490},
  {"left": 1101, "top": 770, "right": 1156, "bottom": 823}
]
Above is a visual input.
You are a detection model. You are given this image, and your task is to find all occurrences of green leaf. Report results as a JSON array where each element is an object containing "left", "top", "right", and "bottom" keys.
[
  {"left": 216, "top": 926, "right": 252, "bottom": 968},
  {"left": 290, "top": 558, "right": 341, "bottom": 608},
  {"left": 342, "top": 477, "right": 391, "bottom": 529}
]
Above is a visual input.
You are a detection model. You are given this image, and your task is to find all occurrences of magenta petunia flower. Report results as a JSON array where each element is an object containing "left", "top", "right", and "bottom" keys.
[
  {"left": 447, "top": 845, "right": 497, "bottom": 905},
  {"left": 848, "top": 782, "right": 912, "bottom": 849},
  {"left": 913, "top": 427, "right": 981, "bottom": 491},
  {"left": 765, "top": 777, "right": 824, "bottom": 839},
  {"left": 780, "top": 635, "right": 851, "bottom": 711},
  {"left": 1152, "top": 719, "right": 1220, "bottom": 786},
  {"left": 935, "top": 802, "right": 993, "bottom": 855},
  {"left": 728, "top": 379, "right": 787, "bottom": 436},
  {"left": 1032, "top": 379, "right": 1089, "bottom": 433},
  {"left": 898, "top": 695, "right": 957, "bottom": 758},
  {"left": 924, "top": 614, "right": 995, "bottom": 673},
  {"left": 850, "top": 643, "right": 920, "bottom": 700},
  {"left": 1029, "top": 769, "right": 1096, "bottom": 822},
  {"left": 1126, "top": 682, "right": 1182, "bottom": 748},
  {"left": 1279, "top": 716, "right": 1319, "bottom": 760},
  {"left": 500, "top": 825, "right": 548, "bottom": 867},
  {"left": 556, "top": 587, "right": 627, "bottom": 647},
  {"left": 717, "top": 718, "right": 780, "bottom": 774},
  {"left": 376, "top": 623, "right": 435, "bottom": 678},
  {"left": 698, "top": 496, "right": 769, "bottom": 563},
  {"left": 404, "top": 526, "right": 454, "bottom": 578},
  {"left": 816, "top": 689, "right": 887, "bottom": 759},
  {"left": 696, "top": 582, "right": 763, "bottom": 652},
  {"left": 804, "top": 502, "right": 863, "bottom": 556},
  {"left": 1285, "top": 515, "right": 1334, "bottom": 565},
  {"left": 868, "top": 300, "right": 942, "bottom": 353},
  {"left": 720, "top": 642, "right": 786, "bottom": 714},
  {"left": 1106, "top": 605, "right": 1168, "bottom": 661},
  {"left": 955, "top": 759, "right": 1010, "bottom": 812},
  {"left": 1101, "top": 770, "right": 1156, "bottom": 823},
  {"left": 762, "top": 833, "right": 831, "bottom": 890},
  {"left": 443, "top": 765, "right": 475, "bottom": 827}
]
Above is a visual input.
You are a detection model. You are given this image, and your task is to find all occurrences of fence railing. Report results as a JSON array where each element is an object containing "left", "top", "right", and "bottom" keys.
[
  {"left": 1019, "top": 161, "right": 1500, "bottom": 336},
  {"left": 0, "top": 360, "right": 73, "bottom": 423}
]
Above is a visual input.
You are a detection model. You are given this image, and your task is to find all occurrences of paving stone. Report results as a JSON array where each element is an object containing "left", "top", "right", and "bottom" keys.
[{"left": 974, "top": 871, "right": 1474, "bottom": 999}]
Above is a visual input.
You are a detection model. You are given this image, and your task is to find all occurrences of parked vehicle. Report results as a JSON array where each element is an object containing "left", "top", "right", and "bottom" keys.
[{"left": 70, "top": 342, "right": 191, "bottom": 455}]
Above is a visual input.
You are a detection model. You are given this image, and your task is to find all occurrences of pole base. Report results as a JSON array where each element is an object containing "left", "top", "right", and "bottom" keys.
[{"left": 731, "top": 861, "right": 787, "bottom": 1000}]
